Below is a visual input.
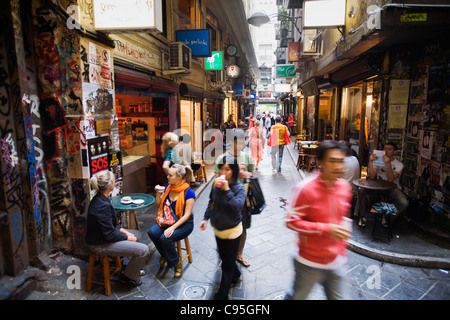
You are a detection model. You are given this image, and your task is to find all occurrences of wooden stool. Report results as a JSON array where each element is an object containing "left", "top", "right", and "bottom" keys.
[
  {"left": 296, "top": 151, "right": 308, "bottom": 170},
  {"left": 86, "top": 254, "right": 122, "bottom": 296},
  {"left": 195, "top": 161, "right": 207, "bottom": 183},
  {"left": 176, "top": 237, "right": 193, "bottom": 264},
  {"left": 306, "top": 154, "right": 318, "bottom": 172}
]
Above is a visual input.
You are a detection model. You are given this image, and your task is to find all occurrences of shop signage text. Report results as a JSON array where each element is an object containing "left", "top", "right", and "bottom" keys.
[{"left": 176, "top": 29, "right": 211, "bottom": 57}]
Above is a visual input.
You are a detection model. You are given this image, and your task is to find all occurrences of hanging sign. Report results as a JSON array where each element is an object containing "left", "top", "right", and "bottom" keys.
[
  {"left": 93, "top": 0, "right": 163, "bottom": 33},
  {"left": 176, "top": 29, "right": 211, "bottom": 57},
  {"left": 205, "top": 51, "right": 224, "bottom": 70},
  {"left": 275, "top": 64, "right": 296, "bottom": 78},
  {"left": 226, "top": 65, "right": 240, "bottom": 78}
]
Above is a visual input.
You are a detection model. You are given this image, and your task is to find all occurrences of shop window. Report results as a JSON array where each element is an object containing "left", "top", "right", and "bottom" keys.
[
  {"left": 206, "top": 9, "right": 220, "bottom": 51},
  {"left": 178, "top": 0, "right": 203, "bottom": 30},
  {"left": 340, "top": 79, "right": 381, "bottom": 164}
]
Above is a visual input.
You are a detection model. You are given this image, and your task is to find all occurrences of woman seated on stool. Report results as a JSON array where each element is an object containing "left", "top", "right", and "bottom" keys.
[
  {"left": 86, "top": 170, "right": 149, "bottom": 287},
  {"left": 148, "top": 164, "right": 195, "bottom": 278}
]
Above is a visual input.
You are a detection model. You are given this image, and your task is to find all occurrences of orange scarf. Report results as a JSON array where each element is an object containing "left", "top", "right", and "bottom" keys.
[{"left": 158, "top": 181, "right": 190, "bottom": 219}]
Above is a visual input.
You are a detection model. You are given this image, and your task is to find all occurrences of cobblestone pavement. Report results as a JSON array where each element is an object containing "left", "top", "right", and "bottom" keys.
[{"left": 18, "top": 143, "right": 450, "bottom": 301}]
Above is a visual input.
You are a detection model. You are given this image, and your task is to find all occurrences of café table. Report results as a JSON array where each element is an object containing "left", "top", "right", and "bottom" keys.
[
  {"left": 352, "top": 179, "right": 397, "bottom": 227},
  {"left": 111, "top": 193, "right": 155, "bottom": 231}
]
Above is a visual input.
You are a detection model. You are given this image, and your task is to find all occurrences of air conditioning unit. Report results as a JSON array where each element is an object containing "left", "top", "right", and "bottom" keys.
[{"left": 169, "top": 42, "right": 191, "bottom": 71}]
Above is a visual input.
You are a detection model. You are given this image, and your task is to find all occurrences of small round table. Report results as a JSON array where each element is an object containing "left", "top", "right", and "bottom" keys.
[
  {"left": 352, "top": 179, "right": 397, "bottom": 227},
  {"left": 111, "top": 193, "right": 155, "bottom": 231}
]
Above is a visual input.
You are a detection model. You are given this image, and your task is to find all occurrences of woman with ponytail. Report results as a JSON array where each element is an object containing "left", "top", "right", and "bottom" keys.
[
  {"left": 86, "top": 170, "right": 149, "bottom": 287},
  {"left": 147, "top": 164, "right": 195, "bottom": 278}
]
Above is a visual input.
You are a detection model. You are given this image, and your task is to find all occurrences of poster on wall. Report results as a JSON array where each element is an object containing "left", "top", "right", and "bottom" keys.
[
  {"left": 388, "top": 104, "right": 408, "bottom": 128},
  {"left": 88, "top": 136, "right": 110, "bottom": 176},
  {"left": 420, "top": 130, "right": 435, "bottom": 160},
  {"left": 109, "top": 151, "right": 123, "bottom": 197},
  {"left": 89, "top": 42, "right": 112, "bottom": 88},
  {"left": 82, "top": 82, "right": 114, "bottom": 114}
]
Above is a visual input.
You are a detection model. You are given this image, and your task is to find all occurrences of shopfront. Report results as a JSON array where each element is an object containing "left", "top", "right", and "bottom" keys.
[
  {"left": 179, "top": 83, "right": 225, "bottom": 160},
  {"left": 114, "top": 65, "right": 178, "bottom": 192},
  {"left": 339, "top": 78, "right": 382, "bottom": 164}
]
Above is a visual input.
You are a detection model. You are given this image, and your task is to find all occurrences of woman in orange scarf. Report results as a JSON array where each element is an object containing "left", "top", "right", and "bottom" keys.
[{"left": 148, "top": 164, "right": 195, "bottom": 278}]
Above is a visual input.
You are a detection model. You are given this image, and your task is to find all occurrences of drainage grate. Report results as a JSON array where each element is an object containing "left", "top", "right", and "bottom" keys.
[{"left": 183, "top": 285, "right": 207, "bottom": 299}]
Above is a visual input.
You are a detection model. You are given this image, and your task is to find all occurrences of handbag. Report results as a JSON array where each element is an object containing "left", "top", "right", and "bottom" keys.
[
  {"left": 244, "top": 177, "right": 266, "bottom": 215},
  {"left": 156, "top": 198, "right": 178, "bottom": 227},
  {"left": 284, "top": 126, "right": 291, "bottom": 145},
  {"left": 267, "top": 133, "right": 273, "bottom": 147}
]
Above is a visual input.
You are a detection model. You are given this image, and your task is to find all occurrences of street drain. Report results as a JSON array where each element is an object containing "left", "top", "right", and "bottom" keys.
[{"left": 184, "top": 285, "right": 207, "bottom": 299}]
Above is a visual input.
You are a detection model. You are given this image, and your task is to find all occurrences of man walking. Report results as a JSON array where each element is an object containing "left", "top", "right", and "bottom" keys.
[
  {"left": 286, "top": 140, "right": 353, "bottom": 300},
  {"left": 269, "top": 117, "right": 289, "bottom": 173}
]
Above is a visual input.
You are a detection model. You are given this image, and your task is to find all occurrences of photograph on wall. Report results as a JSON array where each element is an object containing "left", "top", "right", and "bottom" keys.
[
  {"left": 408, "top": 121, "right": 421, "bottom": 139},
  {"left": 420, "top": 130, "right": 436, "bottom": 160},
  {"left": 423, "top": 103, "right": 444, "bottom": 128}
]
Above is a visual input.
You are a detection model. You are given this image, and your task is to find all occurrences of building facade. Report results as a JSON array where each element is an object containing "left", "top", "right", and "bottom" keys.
[{"left": 0, "top": 0, "right": 258, "bottom": 276}]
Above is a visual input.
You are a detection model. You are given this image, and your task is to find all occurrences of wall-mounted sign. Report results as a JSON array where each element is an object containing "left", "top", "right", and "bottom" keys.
[
  {"left": 275, "top": 64, "right": 296, "bottom": 78},
  {"left": 288, "top": 42, "right": 302, "bottom": 62},
  {"left": 234, "top": 82, "right": 244, "bottom": 96},
  {"left": 93, "top": 0, "right": 163, "bottom": 33},
  {"left": 205, "top": 51, "right": 224, "bottom": 70},
  {"left": 176, "top": 29, "right": 211, "bottom": 57},
  {"left": 274, "top": 83, "right": 292, "bottom": 93},
  {"left": 226, "top": 44, "right": 238, "bottom": 57},
  {"left": 226, "top": 65, "right": 240, "bottom": 78},
  {"left": 303, "top": 0, "right": 346, "bottom": 28}
]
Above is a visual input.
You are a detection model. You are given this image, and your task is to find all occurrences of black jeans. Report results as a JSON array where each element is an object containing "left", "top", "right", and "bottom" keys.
[{"left": 214, "top": 235, "right": 242, "bottom": 300}]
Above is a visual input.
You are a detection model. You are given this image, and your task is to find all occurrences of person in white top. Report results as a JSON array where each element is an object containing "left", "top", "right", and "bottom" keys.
[{"left": 368, "top": 142, "right": 409, "bottom": 220}]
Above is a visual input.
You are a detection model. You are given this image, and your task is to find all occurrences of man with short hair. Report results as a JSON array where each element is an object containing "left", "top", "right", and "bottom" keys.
[
  {"left": 368, "top": 142, "right": 409, "bottom": 220},
  {"left": 286, "top": 140, "right": 353, "bottom": 300},
  {"left": 269, "top": 117, "right": 289, "bottom": 173}
]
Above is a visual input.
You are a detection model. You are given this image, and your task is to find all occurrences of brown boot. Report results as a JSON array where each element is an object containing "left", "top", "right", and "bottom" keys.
[
  {"left": 174, "top": 261, "right": 183, "bottom": 278},
  {"left": 159, "top": 256, "right": 166, "bottom": 268}
]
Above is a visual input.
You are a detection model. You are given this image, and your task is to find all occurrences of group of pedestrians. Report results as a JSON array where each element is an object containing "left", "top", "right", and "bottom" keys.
[{"left": 86, "top": 112, "right": 396, "bottom": 300}]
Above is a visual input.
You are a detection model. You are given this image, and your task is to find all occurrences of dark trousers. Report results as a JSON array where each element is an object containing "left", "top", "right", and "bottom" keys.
[
  {"left": 148, "top": 222, "right": 193, "bottom": 267},
  {"left": 214, "top": 235, "right": 242, "bottom": 300}
]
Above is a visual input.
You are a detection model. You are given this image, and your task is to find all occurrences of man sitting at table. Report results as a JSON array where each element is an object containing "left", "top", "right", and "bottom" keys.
[{"left": 367, "top": 142, "right": 409, "bottom": 222}]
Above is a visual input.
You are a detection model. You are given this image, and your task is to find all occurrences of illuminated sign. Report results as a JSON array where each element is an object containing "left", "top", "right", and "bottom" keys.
[
  {"left": 205, "top": 51, "right": 224, "bottom": 70},
  {"left": 176, "top": 29, "right": 211, "bottom": 57},
  {"left": 93, "top": 0, "right": 163, "bottom": 33},
  {"left": 226, "top": 65, "right": 240, "bottom": 78},
  {"left": 304, "top": 0, "right": 346, "bottom": 28}
]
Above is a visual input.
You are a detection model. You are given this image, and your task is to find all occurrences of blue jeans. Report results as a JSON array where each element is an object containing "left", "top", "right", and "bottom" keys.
[
  {"left": 271, "top": 144, "right": 285, "bottom": 171},
  {"left": 286, "top": 258, "right": 347, "bottom": 300},
  {"left": 148, "top": 222, "right": 193, "bottom": 267}
]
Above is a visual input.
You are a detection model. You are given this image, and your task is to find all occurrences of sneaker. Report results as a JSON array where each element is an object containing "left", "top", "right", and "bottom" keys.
[
  {"left": 272, "top": 169, "right": 277, "bottom": 173},
  {"left": 118, "top": 272, "right": 142, "bottom": 286}
]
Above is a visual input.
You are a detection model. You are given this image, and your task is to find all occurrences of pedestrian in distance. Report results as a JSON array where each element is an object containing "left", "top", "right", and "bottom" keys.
[
  {"left": 86, "top": 170, "right": 149, "bottom": 287},
  {"left": 286, "top": 140, "right": 353, "bottom": 300},
  {"left": 269, "top": 116, "right": 290, "bottom": 173},
  {"left": 248, "top": 120, "right": 265, "bottom": 171},
  {"left": 161, "top": 132, "right": 180, "bottom": 184},
  {"left": 200, "top": 156, "right": 247, "bottom": 300},
  {"left": 148, "top": 164, "right": 195, "bottom": 278}
]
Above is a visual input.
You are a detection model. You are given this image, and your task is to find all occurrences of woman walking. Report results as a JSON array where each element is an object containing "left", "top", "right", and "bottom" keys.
[
  {"left": 200, "top": 156, "right": 246, "bottom": 300},
  {"left": 148, "top": 164, "right": 195, "bottom": 278},
  {"left": 248, "top": 120, "right": 265, "bottom": 170}
]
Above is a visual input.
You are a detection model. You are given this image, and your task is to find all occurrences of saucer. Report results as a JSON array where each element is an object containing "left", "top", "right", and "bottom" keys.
[
  {"left": 133, "top": 199, "right": 144, "bottom": 205},
  {"left": 121, "top": 199, "right": 133, "bottom": 204}
]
